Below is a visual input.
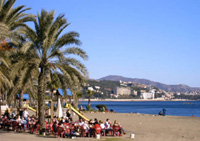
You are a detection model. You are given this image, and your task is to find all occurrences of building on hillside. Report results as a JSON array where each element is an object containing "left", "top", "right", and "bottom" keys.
[
  {"left": 88, "top": 87, "right": 94, "bottom": 91},
  {"left": 141, "top": 92, "right": 155, "bottom": 99},
  {"left": 140, "top": 90, "right": 147, "bottom": 93},
  {"left": 113, "top": 87, "right": 131, "bottom": 95},
  {"left": 95, "top": 86, "right": 100, "bottom": 90},
  {"left": 133, "top": 90, "right": 138, "bottom": 96}
]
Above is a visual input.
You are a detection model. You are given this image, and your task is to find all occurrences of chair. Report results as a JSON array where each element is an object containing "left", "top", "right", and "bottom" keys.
[
  {"left": 12, "top": 121, "right": 18, "bottom": 131},
  {"left": 113, "top": 125, "right": 121, "bottom": 136},
  {"left": 94, "top": 126, "right": 102, "bottom": 137},
  {"left": 63, "top": 125, "right": 71, "bottom": 138},
  {"left": 57, "top": 127, "right": 64, "bottom": 138},
  {"left": 34, "top": 124, "right": 40, "bottom": 134},
  {"left": 81, "top": 126, "right": 89, "bottom": 137}
]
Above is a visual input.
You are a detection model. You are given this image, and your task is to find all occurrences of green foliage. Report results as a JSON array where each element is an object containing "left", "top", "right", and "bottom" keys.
[
  {"left": 96, "top": 104, "right": 108, "bottom": 111},
  {"left": 86, "top": 105, "right": 91, "bottom": 111}
]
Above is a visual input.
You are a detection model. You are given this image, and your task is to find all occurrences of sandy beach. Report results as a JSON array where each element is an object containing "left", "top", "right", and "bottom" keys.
[
  {"left": 76, "top": 112, "right": 200, "bottom": 141},
  {"left": 1, "top": 113, "right": 200, "bottom": 141}
]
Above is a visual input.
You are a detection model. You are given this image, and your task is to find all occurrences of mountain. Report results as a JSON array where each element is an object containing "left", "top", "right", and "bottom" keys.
[{"left": 99, "top": 75, "right": 200, "bottom": 92}]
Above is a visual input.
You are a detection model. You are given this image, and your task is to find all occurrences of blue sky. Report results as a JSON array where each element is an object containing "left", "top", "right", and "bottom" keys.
[{"left": 15, "top": 0, "right": 200, "bottom": 87}]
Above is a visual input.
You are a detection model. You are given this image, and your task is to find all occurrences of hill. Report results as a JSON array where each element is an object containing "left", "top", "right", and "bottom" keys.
[{"left": 99, "top": 75, "right": 200, "bottom": 92}]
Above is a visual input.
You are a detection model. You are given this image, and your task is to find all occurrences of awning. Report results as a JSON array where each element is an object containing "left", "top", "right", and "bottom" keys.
[
  {"left": 17, "top": 94, "right": 29, "bottom": 100},
  {"left": 57, "top": 89, "right": 72, "bottom": 96}
]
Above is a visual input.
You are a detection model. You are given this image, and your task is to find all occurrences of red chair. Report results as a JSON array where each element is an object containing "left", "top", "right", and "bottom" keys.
[
  {"left": 57, "top": 127, "right": 64, "bottom": 138},
  {"left": 81, "top": 126, "right": 89, "bottom": 137},
  {"left": 113, "top": 126, "right": 121, "bottom": 136},
  {"left": 94, "top": 125, "right": 102, "bottom": 137},
  {"left": 34, "top": 124, "right": 40, "bottom": 134},
  {"left": 63, "top": 125, "right": 71, "bottom": 138},
  {"left": 12, "top": 121, "right": 18, "bottom": 131}
]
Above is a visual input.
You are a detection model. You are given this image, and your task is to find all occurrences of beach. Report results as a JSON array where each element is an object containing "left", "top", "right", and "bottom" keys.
[
  {"left": 1, "top": 113, "right": 200, "bottom": 141},
  {"left": 76, "top": 112, "right": 200, "bottom": 141}
]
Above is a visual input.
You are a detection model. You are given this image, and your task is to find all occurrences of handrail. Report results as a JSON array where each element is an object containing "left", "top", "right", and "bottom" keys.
[
  {"left": 24, "top": 104, "right": 37, "bottom": 112},
  {"left": 66, "top": 104, "right": 89, "bottom": 121}
]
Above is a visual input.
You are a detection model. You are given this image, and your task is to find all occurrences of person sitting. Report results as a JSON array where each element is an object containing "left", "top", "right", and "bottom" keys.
[
  {"left": 113, "top": 120, "right": 126, "bottom": 135},
  {"left": 81, "top": 120, "right": 90, "bottom": 137},
  {"left": 105, "top": 118, "right": 113, "bottom": 135},
  {"left": 21, "top": 116, "right": 27, "bottom": 132},
  {"left": 78, "top": 118, "right": 84, "bottom": 127},
  {"left": 94, "top": 120, "right": 102, "bottom": 136},
  {"left": 89, "top": 119, "right": 95, "bottom": 137},
  {"left": 94, "top": 118, "right": 98, "bottom": 125},
  {"left": 158, "top": 108, "right": 166, "bottom": 116},
  {"left": 0, "top": 116, "right": 3, "bottom": 129},
  {"left": 99, "top": 120, "right": 106, "bottom": 136},
  {"left": 53, "top": 120, "right": 58, "bottom": 133}
]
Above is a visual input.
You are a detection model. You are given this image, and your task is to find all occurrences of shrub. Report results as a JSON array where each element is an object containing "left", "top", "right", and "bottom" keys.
[{"left": 96, "top": 104, "right": 108, "bottom": 112}]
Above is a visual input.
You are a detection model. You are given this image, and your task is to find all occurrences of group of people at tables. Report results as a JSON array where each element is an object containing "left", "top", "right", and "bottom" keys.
[
  {"left": 0, "top": 108, "right": 38, "bottom": 132},
  {"left": 52, "top": 117, "right": 126, "bottom": 138},
  {"left": 0, "top": 109, "right": 126, "bottom": 138}
]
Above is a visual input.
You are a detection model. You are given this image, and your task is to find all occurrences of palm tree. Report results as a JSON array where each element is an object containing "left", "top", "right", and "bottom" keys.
[
  {"left": 7, "top": 41, "right": 38, "bottom": 108},
  {"left": 0, "top": 0, "right": 34, "bottom": 114},
  {"left": 87, "top": 89, "right": 95, "bottom": 110},
  {"left": 0, "top": 0, "right": 34, "bottom": 44},
  {"left": 22, "top": 10, "right": 88, "bottom": 134},
  {"left": 0, "top": 50, "right": 11, "bottom": 117}
]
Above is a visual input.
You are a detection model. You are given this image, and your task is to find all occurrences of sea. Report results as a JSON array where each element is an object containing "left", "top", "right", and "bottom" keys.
[{"left": 78, "top": 101, "right": 200, "bottom": 117}]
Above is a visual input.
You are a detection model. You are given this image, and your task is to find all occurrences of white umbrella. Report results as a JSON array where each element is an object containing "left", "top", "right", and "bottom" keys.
[{"left": 56, "top": 97, "right": 63, "bottom": 118}]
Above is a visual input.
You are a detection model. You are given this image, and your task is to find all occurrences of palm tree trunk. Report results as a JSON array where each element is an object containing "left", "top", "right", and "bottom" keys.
[
  {"left": 50, "top": 90, "right": 54, "bottom": 123},
  {"left": 38, "top": 67, "right": 46, "bottom": 134},
  {"left": 88, "top": 95, "right": 91, "bottom": 107},
  {"left": 73, "top": 93, "right": 78, "bottom": 109},
  {"left": 0, "top": 89, "right": 2, "bottom": 118}
]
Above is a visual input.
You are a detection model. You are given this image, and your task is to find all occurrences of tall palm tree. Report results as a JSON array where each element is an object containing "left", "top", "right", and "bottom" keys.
[
  {"left": 7, "top": 41, "right": 38, "bottom": 107},
  {"left": 23, "top": 10, "right": 88, "bottom": 134},
  {"left": 0, "top": 0, "right": 34, "bottom": 114},
  {"left": 0, "top": 50, "right": 11, "bottom": 117},
  {"left": 0, "top": 0, "right": 34, "bottom": 44}
]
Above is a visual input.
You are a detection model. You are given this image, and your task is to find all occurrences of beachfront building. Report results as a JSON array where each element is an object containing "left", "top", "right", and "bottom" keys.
[
  {"left": 113, "top": 87, "right": 131, "bottom": 95},
  {"left": 141, "top": 92, "right": 155, "bottom": 99}
]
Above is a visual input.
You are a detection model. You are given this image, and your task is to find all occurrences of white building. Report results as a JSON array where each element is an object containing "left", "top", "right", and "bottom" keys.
[
  {"left": 141, "top": 92, "right": 155, "bottom": 99},
  {"left": 88, "top": 87, "right": 94, "bottom": 91},
  {"left": 113, "top": 87, "right": 131, "bottom": 95}
]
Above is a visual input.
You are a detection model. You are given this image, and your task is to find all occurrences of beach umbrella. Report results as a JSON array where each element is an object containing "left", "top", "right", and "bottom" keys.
[{"left": 56, "top": 97, "right": 63, "bottom": 118}]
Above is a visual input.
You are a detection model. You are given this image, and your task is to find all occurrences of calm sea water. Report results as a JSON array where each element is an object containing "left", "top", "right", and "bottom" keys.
[{"left": 78, "top": 101, "right": 200, "bottom": 117}]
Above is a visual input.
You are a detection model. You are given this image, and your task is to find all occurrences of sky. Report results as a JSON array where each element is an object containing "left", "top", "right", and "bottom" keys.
[{"left": 15, "top": 0, "right": 200, "bottom": 87}]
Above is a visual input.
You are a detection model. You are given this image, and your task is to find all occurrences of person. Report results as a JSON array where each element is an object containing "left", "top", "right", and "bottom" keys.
[
  {"left": 162, "top": 108, "right": 166, "bottom": 116},
  {"left": 82, "top": 120, "right": 90, "bottom": 137},
  {"left": 94, "top": 118, "right": 98, "bottom": 125},
  {"left": 0, "top": 116, "right": 3, "bottom": 129},
  {"left": 99, "top": 120, "right": 106, "bottom": 136},
  {"left": 66, "top": 109, "right": 72, "bottom": 121},
  {"left": 23, "top": 108, "right": 29, "bottom": 121},
  {"left": 4, "top": 108, "right": 10, "bottom": 119},
  {"left": 53, "top": 120, "right": 58, "bottom": 133},
  {"left": 105, "top": 118, "right": 113, "bottom": 135},
  {"left": 21, "top": 116, "right": 27, "bottom": 132},
  {"left": 79, "top": 105, "right": 83, "bottom": 111},
  {"left": 159, "top": 108, "right": 166, "bottom": 116},
  {"left": 78, "top": 118, "right": 84, "bottom": 126},
  {"left": 113, "top": 120, "right": 126, "bottom": 135},
  {"left": 89, "top": 119, "right": 95, "bottom": 137}
]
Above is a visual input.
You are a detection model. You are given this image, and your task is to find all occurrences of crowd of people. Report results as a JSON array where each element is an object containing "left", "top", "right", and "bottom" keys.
[{"left": 0, "top": 108, "right": 125, "bottom": 138}]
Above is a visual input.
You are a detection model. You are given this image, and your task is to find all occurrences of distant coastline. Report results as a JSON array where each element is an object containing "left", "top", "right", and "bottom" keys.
[{"left": 78, "top": 98, "right": 193, "bottom": 102}]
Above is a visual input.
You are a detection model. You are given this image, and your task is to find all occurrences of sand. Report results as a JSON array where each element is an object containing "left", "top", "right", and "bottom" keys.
[
  {"left": 1, "top": 113, "right": 200, "bottom": 141},
  {"left": 74, "top": 112, "right": 200, "bottom": 141}
]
